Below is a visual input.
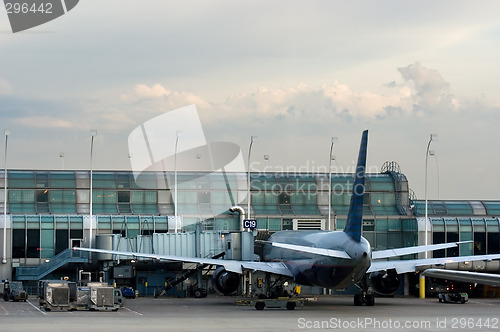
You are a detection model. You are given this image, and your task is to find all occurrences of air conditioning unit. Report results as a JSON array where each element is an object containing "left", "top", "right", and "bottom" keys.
[{"left": 292, "top": 219, "right": 325, "bottom": 230}]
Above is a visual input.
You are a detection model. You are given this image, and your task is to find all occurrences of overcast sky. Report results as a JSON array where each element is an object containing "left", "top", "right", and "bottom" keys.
[{"left": 1, "top": 1, "right": 500, "bottom": 200}]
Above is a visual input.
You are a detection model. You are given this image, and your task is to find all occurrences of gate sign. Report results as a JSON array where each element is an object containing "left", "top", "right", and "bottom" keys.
[{"left": 243, "top": 219, "right": 257, "bottom": 229}]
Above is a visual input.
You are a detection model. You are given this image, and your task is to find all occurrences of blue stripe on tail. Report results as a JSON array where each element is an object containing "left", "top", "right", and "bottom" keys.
[{"left": 343, "top": 130, "right": 368, "bottom": 242}]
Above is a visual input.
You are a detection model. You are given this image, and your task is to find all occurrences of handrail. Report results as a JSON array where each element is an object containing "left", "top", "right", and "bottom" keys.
[{"left": 16, "top": 249, "right": 89, "bottom": 279}]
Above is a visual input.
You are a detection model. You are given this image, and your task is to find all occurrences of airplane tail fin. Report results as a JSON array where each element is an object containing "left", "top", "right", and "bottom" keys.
[{"left": 343, "top": 130, "right": 368, "bottom": 242}]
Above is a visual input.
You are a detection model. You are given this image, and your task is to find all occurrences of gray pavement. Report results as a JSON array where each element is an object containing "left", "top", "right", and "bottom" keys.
[{"left": 0, "top": 295, "right": 499, "bottom": 331}]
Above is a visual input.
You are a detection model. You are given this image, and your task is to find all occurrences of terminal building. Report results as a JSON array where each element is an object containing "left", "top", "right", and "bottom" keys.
[{"left": 0, "top": 162, "right": 499, "bottom": 296}]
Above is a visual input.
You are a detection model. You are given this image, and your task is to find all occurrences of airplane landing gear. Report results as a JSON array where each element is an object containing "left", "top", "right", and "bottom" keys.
[
  {"left": 354, "top": 277, "right": 375, "bottom": 306},
  {"left": 354, "top": 292, "right": 374, "bottom": 306}
]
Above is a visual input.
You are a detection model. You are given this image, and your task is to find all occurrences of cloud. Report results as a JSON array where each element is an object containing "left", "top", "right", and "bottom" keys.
[
  {"left": 2, "top": 63, "right": 468, "bottom": 135},
  {"left": 0, "top": 78, "right": 12, "bottom": 95},
  {"left": 398, "top": 62, "right": 459, "bottom": 114},
  {"left": 115, "top": 64, "right": 461, "bottom": 128},
  {"left": 13, "top": 116, "right": 72, "bottom": 128},
  {"left": 120, "top": 83, "right": 212, "bottom": 109}
]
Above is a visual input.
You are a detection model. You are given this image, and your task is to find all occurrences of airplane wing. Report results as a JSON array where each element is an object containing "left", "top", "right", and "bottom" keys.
[
  {"left": 371, "top": 241, "right": 471, "bottom": 259},
  {"left": 269, "top": 241, "right": 468, "bottom": 260},
  {"left": 270, "top": 242, "right": 351, "bottom": 259},
  {"left": 422, "top": 268, "right": 500, "bottom": 287},
  {"left": 367, "top": 254, "right": 500, "bottom": 274},
  {"left": 73, "top": 247, "right": 294, "bottom": 277}
]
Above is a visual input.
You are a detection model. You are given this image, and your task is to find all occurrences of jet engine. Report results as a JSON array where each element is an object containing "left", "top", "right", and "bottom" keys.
[
  {"left": 369, "top": 269, "right": 400, "bottom": 295},
  {"left": 212, "top": 266, "right": 240, "bottom": 295}
]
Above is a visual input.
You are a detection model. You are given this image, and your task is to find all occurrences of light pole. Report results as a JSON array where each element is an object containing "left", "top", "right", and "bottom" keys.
[
  {"left": 59, "top": 152, "right": 65, "bottom": 170},
  {"left": 328, "top": 137, "right": 338, "bottom": 231},
  {"left": 424, "top": 134, "right": 437, "bottom": 258},
  {"left": 247, "top": 136, "right": 257, "bottom": 220},
  {"left": 196, "top": 153, "right": 202, "bottom": 171},
  {"left": 2, "top": 129, "right": 10, "bottom": 264},
  {"left": 264, "top": 155, "right": 270, "bottom": 173},
  {"left": 429, "top": 150, "right": 440, "bottom": 200},
  {"left": 174, "top": 130, "right": 182, "bottom": 233},
  {"left": 89, "top": 130, "right": 97, "bottom": 249}
]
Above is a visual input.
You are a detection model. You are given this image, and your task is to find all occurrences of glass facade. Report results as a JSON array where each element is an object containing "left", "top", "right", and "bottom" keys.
[
  {"left": 5, "top": 170, "right": 498, "bottom": 262},
  {"left": 414, "top": 200, "right": 500, "bottom": 257}
]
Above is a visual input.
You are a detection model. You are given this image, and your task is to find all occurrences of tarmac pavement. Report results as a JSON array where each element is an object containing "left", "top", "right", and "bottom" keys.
[{"left": 0, "top": 295, "right": 499, "bottom": 331}]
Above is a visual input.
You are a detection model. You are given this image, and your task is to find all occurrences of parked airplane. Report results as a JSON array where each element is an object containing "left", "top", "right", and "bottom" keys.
[{"left": 75, "top": 130, "right": 500, "bottom": 306}]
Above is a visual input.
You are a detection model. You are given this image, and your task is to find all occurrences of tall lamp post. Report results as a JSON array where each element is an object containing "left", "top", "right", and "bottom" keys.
[
  {"left": 264, "top": 155, "right": 270, "bottom": 173},
  {"left": 429, "top": 150, "right": 440, "bottom": 200},
  {"left": 2, "top": 129, "right": 10, "bottom": 264},
  {"left": 89, "top": 130, "right": 97, "bottom": 249},
  {"left": 247, "top": 136, "right": 257, "bottom": 221},
  {"left": 59, "top": 152, "right": 65, "bottom": 170},
  {"left": 424, "top": 134, "right": 437, "bottom": 258},
  {"left": 328, "top": 137, "right": 338, "bottom": 231},
  {"left": 174, "top": 130, "right": 182, "bottom": 233}
]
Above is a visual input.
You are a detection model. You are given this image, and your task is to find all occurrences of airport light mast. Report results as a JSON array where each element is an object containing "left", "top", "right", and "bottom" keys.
[
  {"left": 247, "top": 136, "right": 257, "bottom": 222},
  {"left": 424, "top": 134, "right": 437, "bottom": 258},
  {"left": 2, "top": 129, "right": 10, "bottom": 264},
  {"left": 174, "top": 130, "right": 182, "bottom": 233},
  {"left": 89, "top": 129, "right": 97, "bottom": 249},
  {"left": 328, "top": 137, "right": 338, "bottom": 230}
]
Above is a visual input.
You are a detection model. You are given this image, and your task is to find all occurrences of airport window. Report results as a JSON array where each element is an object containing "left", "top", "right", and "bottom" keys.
[
  {"left": 36, "top": 173, "right": 49, "bottom": 188},
  {"left": 36, "top": 202, "right": 50, "bottom": 213},
  {"left": 12, "top": 229, "right": 25, "bottom": 258},
  {"left": 113, "top": 229, "right": 126, "bottom": 237},
  {"left": 116, "top": 173, "right": 130, "bottom": 189},
  {"left": 56, "top": 230, "right": 69, "bottom": 254},
  {"left": 131, "top": 190, "right": 157, "bottom": 204},
  {"left": 27, "top": 229, "right": 40, "bottom": 258},
  {"left": 50, "top": 190, "right": 76, "bottom": 203},
  {"left": 488, "top": 232, "right": 499, "bottom": 254},
  {"left": 36, "top": 189, "right": 49, "bottom": 202},
  {"left": 474, "top": 232, "right": 487, "bottom": 255},
  {"left": 8, "top": 171, "right": 35, "bottom": 188},
  {"left": 50, "top": 172, "right": 76, "bottom": 188},
  {"left": 118, "top": 204, "right": 132, "bottom": 214},
  {"left": 432, "top": 232, "right": 446, "bottom": 258},
  {"left": 93, "top": 173, "right": 117, "bottom": 188},
  {"left": 65, "top": 229, "right": 79, "bottom": 241},
  {"left": 118, "top": 191, "right": 130, "bottom": 203},
  {"left": 446, "top": 231, "right": 459, "bottom": 257},
  {"left": 198, "top": 191, "right": 211, "bottom": 204},
  {"left": 279, "top": 193, "right": 290, "bottom": 205}
]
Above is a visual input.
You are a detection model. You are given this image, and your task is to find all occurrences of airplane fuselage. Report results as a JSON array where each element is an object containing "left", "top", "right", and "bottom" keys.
[{"left": 263, "top": 231, "right": 371, "bottom": 289}]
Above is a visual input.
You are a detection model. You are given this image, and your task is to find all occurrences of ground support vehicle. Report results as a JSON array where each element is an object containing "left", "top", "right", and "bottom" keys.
[
  {"left": 438, "top": 292, "right": 468, "bottom": 304},
  {"left": 252, "top": 297, "right": 304, "bottom": 310},
  {"left": 38, "top": 280, "right": 76, "bottom": 311},
  {"left": 74, "top": 283, "right": 119, "bottom": 311},
  {"left": 38, "top": 280, "right": 119, "bottom": 311},
  {"left": 121, "top": 287, "right": 135, "bottom": 299},
  {"left": 3, "top": 281, "right": 28, "bottom": 302},
  {"left": 114, "top": 288, "right": 125, "bottom": 307}
]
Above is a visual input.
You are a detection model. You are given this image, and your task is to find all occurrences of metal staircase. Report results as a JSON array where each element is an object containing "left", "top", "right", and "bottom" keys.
[
  {"left": 156, "top": 252, "right": 225, "bottom": 297},
  {"left": 15, "top": 249, "right": 89, "bottom": 281}
]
